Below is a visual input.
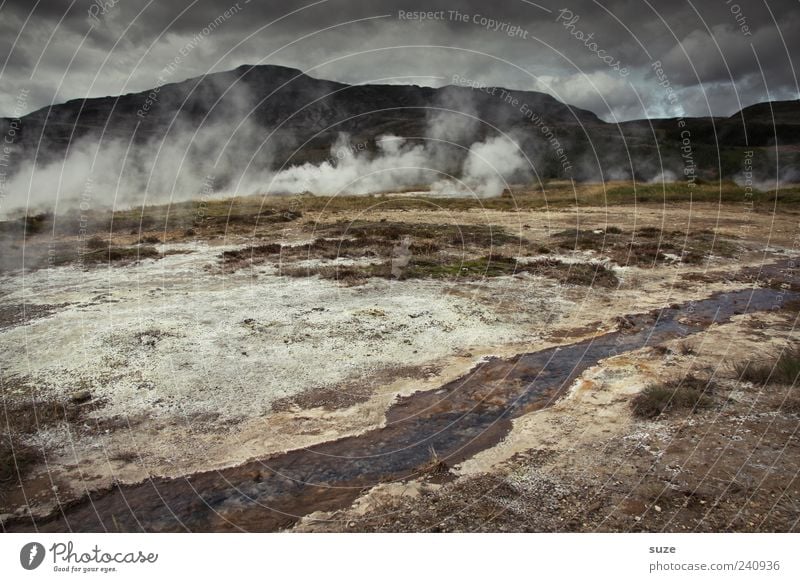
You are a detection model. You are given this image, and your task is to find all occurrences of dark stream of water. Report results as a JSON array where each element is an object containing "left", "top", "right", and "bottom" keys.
[{"left": 7, "top": 262, "right": 799, "bottom": 532}]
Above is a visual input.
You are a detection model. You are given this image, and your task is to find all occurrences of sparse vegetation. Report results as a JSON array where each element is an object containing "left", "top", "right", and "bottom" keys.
[
  {"left": 527, "top": 258, "right": 619, "bottom": 288},
  {"left": 631, "top": 375, "right": 715, "bottom": 418},
  {"left": 45, "top": 243, "right": 162, "bottom": 268},
  {"left": 86, "top": 235, "right": 107, "bottom": 249},
  {"left": 278, "top": 252, "right": 617, "bottom": 287},
  {"left": 0, "top": 180, "right": 793, "bottom": 275},
  {"left": 416, "top": 445, "right": 451, "bottom": 477},
  {"left": 734, "top": 346, "right": 800, "bottom": 386},
  {"left": 311, "top": 220, "right": 517, "bottom": 247},
  {"left": 4, "top": 167, "right": 800, "bottom": 534},
  {"left": 404, "top": 254, "right": 521, "bottom": 279},
  {"left": 109, "top": 451, "right": 140, "bottom": 464},
  {"left": 281, "top": 263, "right": 384, "bottom": 286},
  {"left": 218, "top": 222, "right": 514, "bottom": 273},
  {"left": 551, "top": 226, "right": 737, "bottom": 267},
  {"left": 219, "top": 243, "right": 283, "bottom": 271},
  {"left": 217, "top": 217, "right": 620, "bottom": 287},
  {"left": 5, "top": 181, "right": 796, "bottom": 246},
  {"left": 101, "top": 245, "right": 161, "bottom": 263}
]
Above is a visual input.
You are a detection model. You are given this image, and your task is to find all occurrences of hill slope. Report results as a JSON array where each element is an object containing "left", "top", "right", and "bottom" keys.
[{"left": 1, "top": 65, "right": 798, "bottom": 194}]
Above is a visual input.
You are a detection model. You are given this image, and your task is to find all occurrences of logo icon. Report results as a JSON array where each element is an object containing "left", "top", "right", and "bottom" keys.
[{"left": 20, "top": 542, "right": 46, "bottom": 570}]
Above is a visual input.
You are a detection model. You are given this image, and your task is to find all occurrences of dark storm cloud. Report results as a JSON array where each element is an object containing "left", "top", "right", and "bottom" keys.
[{"left": 0, "top": 0, "right": 798, "bottom": 120}]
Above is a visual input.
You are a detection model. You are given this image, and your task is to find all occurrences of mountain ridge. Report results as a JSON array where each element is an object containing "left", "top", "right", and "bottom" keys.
[
  {"left": 9, "top": 64, "right": 796, "bottom": 128},
  {"left": 1, "top": 64, "right": 798, "bottom": 184}
]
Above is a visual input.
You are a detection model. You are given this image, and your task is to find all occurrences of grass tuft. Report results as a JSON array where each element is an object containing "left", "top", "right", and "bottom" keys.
[
  {"left": 734, "top": 346, "right": 800, "bottom": 386},
  {"left": 631, "top": 375, "right": 715, "bottom": 418}
]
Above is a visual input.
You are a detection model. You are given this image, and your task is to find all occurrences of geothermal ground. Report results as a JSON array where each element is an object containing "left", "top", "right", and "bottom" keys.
[{"left": 1, "top": 181, "right": 799, "bottom": 532}]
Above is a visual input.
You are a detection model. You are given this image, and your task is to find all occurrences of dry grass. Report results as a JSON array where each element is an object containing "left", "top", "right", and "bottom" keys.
[
  {"left": 5, "top": 180, "right": 795, "bottom": 242},
  {"left": 219, "top": 243, "right": 283, "bottom": 271},
  {"left": 280, "top": 264, "right": 385, "bottom": 286},
  {"left": 526, "top": 257, "right": 619, "bottom": 288},
  {"left": 403, "top": 254, "right": 521, "bottom": 279},
  {"left": 218, "top": 221, "right": 512, "bottom": 273},
  {"left": 416, "top": 445, "right": 451, "bottom": 477},
  {"left": 733, "top": 346, "right": 800, "bottom": 386},
  {"left": 219, "top": 217, "right": 618, "bottom": 287},
  {"left": 43, "top": 242, "right": 163, "bottom": 269},
  {"left": 550, "top": 227, "right": 737, "bottom": 267},
  {"left": 311, "top": 220, "right": 517, "bottom": 246},
  {"left": 278, "top": 253, "right": 616, "bottom": 288},
  {"left": 631, "top": 375, "right": 716, "bottom": 418}
]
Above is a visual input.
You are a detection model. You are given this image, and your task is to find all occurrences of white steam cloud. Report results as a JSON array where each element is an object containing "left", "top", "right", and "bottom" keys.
[
  {"left": 268, "top": 133, "right": 529, "bottom": 198},
  {"left": 1, "top": 118, "right": 273, "bottom": 217},
  {"left": 267, "top": 134, "right": 431, "bottom": 196},
  {"left": 0, "top": 88, "right": 533, "bottom": 218},
  {"left": 431, "top": 136, "right": 529, "bottom": 197}
]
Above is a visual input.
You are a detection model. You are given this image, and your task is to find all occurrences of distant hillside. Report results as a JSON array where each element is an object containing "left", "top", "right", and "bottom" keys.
[
  {"left": 733, "top": 100, "right": 800, "bottom": 124},
  {"left": 1, "top": 65, "right": 798, "bottom": 189},
  {"left": 0, "top": 65, "right": 598, "bottom": 165}
]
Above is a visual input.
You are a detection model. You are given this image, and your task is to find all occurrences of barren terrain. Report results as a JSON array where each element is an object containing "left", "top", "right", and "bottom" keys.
[{"left": 1, "top": 181, "right": 799, "bottom": 532}]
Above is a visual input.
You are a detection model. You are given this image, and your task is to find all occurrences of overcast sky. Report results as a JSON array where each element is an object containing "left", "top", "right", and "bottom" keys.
[{"left": 1, "top": 0, "right": 798, "bottom": 121}]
